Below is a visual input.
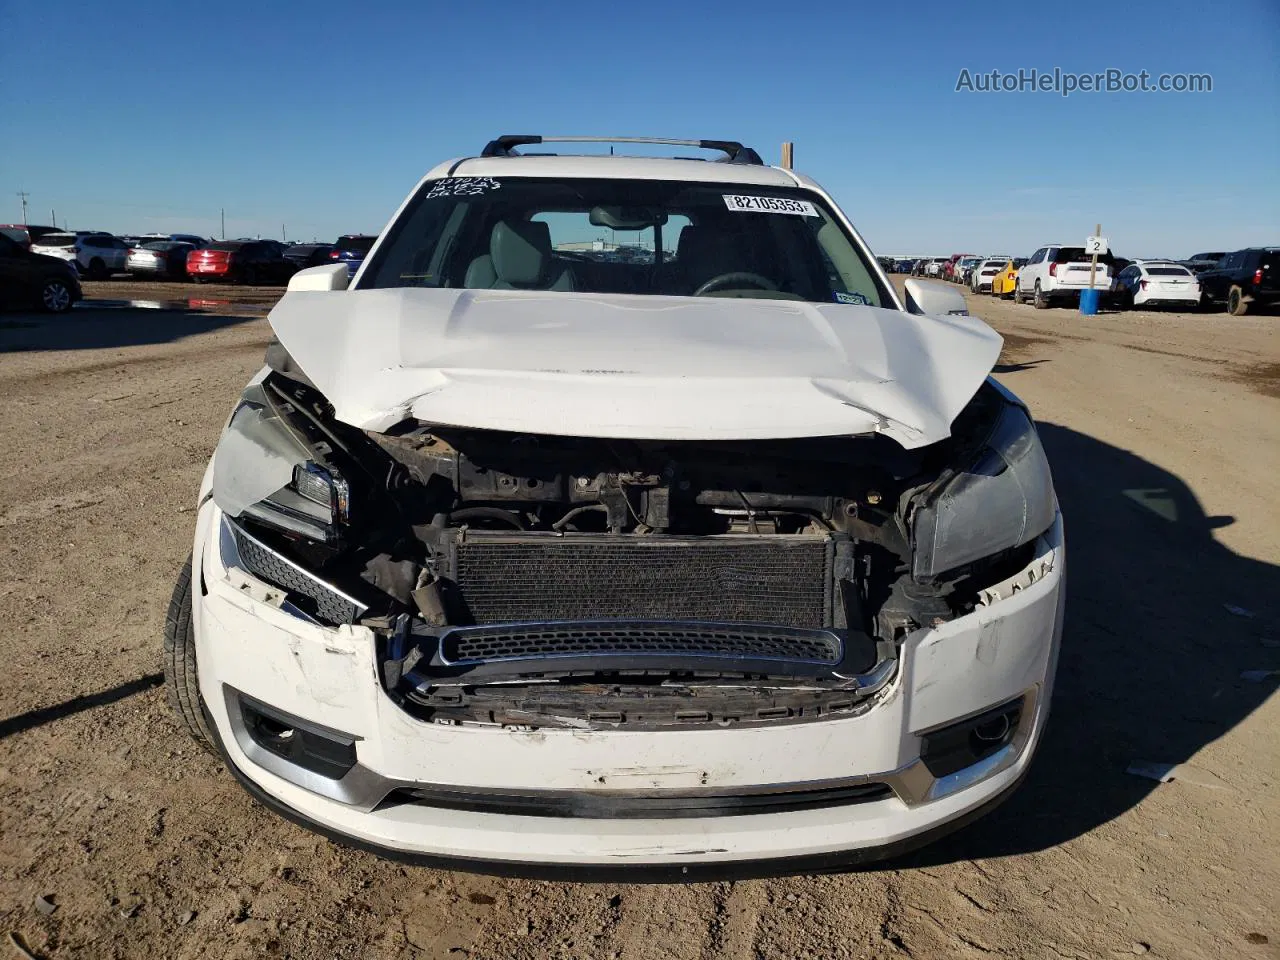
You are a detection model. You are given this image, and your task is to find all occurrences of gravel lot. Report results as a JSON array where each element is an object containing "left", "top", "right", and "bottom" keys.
[{"left": 1, "top": 279, "right": 1276, "bottom": 959}]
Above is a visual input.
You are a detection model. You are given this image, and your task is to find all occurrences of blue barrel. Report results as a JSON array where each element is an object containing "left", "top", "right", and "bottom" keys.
[{"left": 1079, "top": 288, "right": 1101, "bottom": 315}]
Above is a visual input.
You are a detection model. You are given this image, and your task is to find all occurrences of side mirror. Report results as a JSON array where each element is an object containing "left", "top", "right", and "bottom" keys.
[
  {"left": 287, "top": 263, "right": 349, "bottom": 292},
  {"left": 903, "top": 278, "right": 969, "bottom": 316}
]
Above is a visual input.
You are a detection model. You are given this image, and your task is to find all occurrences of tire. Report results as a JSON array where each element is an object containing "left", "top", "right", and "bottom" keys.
[
  {"left": 1014, "top": 283, "right": 1027, "bottom": 305},
  {"left": 1033, "top": 281, "right": 1048, "bottom": 309},
  {"left": 241, "top": 265, "right": 259, "bottom": 286},
  {"left": 163, "top": 556, "right": 216, "bottom": 752},
  {"left": 39, "top": 277, "right": 74, "bottom": 313},
  {"left": 87, "top": 257, "right": 108, "bottom": 280},
  {"left": 1228, "top": 285, "right": 1250, "bottom": 316}
]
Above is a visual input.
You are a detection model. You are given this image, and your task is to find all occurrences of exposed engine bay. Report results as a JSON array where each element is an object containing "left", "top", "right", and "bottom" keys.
[{"left": 213, "top": 360, "right": 1049, "bottom": 731}]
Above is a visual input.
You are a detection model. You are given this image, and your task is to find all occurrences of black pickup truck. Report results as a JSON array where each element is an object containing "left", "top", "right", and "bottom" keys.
[{"left": 1197, "top": 247, "right": 1279, "bottom": 315}]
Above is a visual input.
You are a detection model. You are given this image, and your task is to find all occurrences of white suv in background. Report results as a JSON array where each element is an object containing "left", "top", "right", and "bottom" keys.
[
  {"left": 29, "top": 232, "right": 130, "bottom": 279},
  {"left": 1015, "top": 244, "right": 1114, "bottom": 309}
]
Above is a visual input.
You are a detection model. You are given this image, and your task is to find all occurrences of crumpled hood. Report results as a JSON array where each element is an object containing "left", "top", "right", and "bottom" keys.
[{"left": 268, "top": 288, "right": 1002, "bottom": 448}]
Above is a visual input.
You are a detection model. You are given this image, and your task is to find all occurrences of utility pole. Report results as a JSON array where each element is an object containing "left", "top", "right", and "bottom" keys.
[
  {"left": 282, "top": 223, "right": 286, "bottom": 242},
  {"left": 220, "top": 208, "right": 226, "bottom": 240},
  {"left": 17, "top": 190, "right": 30, "bottom": 223},
  {"left": 780, "top": 142, "right": 794, "bottom": 169},
  {"left": 50, "top": 208, "right": 56, "bottom": 227}
]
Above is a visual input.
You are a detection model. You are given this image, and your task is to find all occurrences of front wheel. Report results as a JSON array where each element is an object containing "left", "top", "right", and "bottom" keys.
[
  {"left": 163, "top": 556, "right": 216, "bottom": 753},
  {"left": 40, "top": 277, "right": 74, "bottom": 313},
  {"left": 1228, "top": 285, "right": 1250, "bottom": 316}
]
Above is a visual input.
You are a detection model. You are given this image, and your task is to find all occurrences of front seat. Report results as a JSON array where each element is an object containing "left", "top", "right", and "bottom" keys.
[{"left": 464, "top": 220, "right": 575, "bottom": 291}]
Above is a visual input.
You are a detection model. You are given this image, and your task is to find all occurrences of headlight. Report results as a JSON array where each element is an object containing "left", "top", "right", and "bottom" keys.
[
  {"left": 910, "top": 402, "right": 1056, "bottom": 579},
  {"left": 211, "top": 383, "right": 349, "bottom": 542}
]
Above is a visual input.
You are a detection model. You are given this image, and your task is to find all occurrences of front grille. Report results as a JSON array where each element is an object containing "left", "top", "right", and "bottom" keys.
[
  {"left": 226, "top": 521, "right": 362, "bottom": 624},
  {"left": 452, "top": 534, "right": 832, "bottom": 628},
  {"left": 440, "top": 621, "right": 843, "bottom": 665},
  {"left": 380, "top": 781, "right": 892, "bottom": 819}
]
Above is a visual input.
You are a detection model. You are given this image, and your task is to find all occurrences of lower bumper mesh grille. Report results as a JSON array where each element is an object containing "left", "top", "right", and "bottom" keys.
[
  {"left": 440, "top": 621, "right": 844, "bottom": 665},
  {"left": 452, "top": 534, "right": 832, "bottom": 628}
]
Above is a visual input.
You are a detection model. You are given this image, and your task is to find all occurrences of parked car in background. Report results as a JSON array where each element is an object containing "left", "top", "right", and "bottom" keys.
[
  {"left": 0, "top": 224, "right": 61, "bottom": 251},
  {"left": 330, "top": 234, "right": 377, "bottom": 277},
  {"left": 0, "top": 232, "right": 82, "bottom": 312},
  {"left": 1015, "top": 244, "right": 1117, "bottom": 308},
  {"left": 1182, "top": 252, "right": 1225, "bottom": 274},
  {"left": 187, "top": 240, "right": 297, "bottom": 284},
  {"left": 29, "top": 232, "right": 130, "bottom": 279},
  {"left": 1114, "top": 261, "right": 1201, "bottom": 310},
  {"left": 954, "top": 256, "right": 982, "bottom": 285},
  {"left": 924, "top": 257, "right": 947, "bottom": 277},
  {"left": 1197, "top": 247, "right": 1279, "bottom": 315},
  {"left": 894, "top": 258, "right": 916, "bottom": 273},
  {"left": 990, "top": 259, "right": 1025, "bottom": 299},
  {"left": 127, "top": 241, "right": 198, "bottom": 280},
  {"left": 970, "top": 258, "right": 1010, "bottom": 293},
  {"left": 284, "top": 243, "right": 337, "bottom": 270},
  {"left": 138, "top": 232, "right": 208, "bottom": 248}
]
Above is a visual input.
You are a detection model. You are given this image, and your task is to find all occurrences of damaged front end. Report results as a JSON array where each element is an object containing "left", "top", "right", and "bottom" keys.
[{"left": 211, "top": 360, "right": 1056, "bottom": 733}]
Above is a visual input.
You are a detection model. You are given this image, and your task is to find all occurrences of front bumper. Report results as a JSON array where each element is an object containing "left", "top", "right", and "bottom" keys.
[{"left": 191, "top": 502, "right": 1065, "bottom": 874}]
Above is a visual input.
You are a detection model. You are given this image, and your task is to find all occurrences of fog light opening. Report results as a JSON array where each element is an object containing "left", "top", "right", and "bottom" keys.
[
  {"left": 972, "top": 714, "right": 1011, "bottom": 744},
  {"left": 254, "top": 715, "right": 296, "bottom": 743}
]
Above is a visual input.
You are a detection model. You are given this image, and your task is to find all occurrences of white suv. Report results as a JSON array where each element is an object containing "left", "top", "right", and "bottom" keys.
[
  {"left": 1015, "top": 244, "right": 1115, "bottom": 308},
  {"left": 29, "top": 231, "right": 130, "bottom": 279},
  {"left": 165, "top": 135, "right": 1064, "bottom": 877}
]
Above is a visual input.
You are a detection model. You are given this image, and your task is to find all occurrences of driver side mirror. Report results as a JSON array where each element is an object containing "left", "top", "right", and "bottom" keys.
[
  {"left": 287, "top": 263, "right": 349, "bottom": 292},
  {"left": 903, "top": 278, "right": 968, "bottom": 316}
]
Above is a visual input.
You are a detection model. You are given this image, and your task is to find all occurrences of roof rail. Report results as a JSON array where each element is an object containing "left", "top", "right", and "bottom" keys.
[{"left": 479, "top": 135, "right": 764, "bottom": 165}]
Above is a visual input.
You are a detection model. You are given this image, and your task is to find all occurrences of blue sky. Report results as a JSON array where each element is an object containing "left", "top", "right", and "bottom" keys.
[{"left": 1, "top": 0, "right": 1276, "bottom": 258}]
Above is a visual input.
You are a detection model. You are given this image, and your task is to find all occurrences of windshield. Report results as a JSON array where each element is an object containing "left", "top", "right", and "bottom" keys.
[
  {"left": 1147, "top": 266, "right": 1192, "bottom": 277},
  {"left": 35, "top": 234, "right": 77, "bottom": 247},
  {"left": 359, "top": 177, "right": 889, "bottom": 306}
]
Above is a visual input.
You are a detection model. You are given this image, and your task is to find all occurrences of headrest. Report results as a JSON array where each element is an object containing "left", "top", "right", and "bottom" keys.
[
  {"left": 491, "top": 220, "right": 552, "bottom": 285},
  {"left": 676, "top": 225, "right": 712, "bottom": 262}
]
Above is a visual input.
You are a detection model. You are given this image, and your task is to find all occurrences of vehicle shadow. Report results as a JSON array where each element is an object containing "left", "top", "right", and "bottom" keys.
[
  {"left": 0, "top": 306, "right": 262, "bottom": 353},
  {"left": 905, "top": 422, "right": 1279, "bottom": 864}
]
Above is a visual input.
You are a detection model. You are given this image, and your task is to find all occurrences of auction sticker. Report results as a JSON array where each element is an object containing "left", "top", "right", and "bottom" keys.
[{"left": 723, "top": 194, "right": 818, "bottom": 216}]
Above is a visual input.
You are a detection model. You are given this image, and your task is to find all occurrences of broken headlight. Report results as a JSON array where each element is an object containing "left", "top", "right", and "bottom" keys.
[
  {"left": 211, "top": 384, "right": 348, "bottom": 542},
  {"left": 910, "top": 401, "right": 1055, "bottom": 580}
]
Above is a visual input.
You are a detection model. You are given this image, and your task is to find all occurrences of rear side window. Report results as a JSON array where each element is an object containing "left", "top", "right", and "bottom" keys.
[
  {"left": 1054, "top": 246, "right": 1115, "bottom": 265},
  {"left": 1146, "top": 267, "right": 1192, "bottom": 277}
]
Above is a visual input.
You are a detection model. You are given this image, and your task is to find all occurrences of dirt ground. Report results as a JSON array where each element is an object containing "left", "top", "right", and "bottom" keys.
[{"left": 1, "top": 278, "right": 1276, "bottom": 960}]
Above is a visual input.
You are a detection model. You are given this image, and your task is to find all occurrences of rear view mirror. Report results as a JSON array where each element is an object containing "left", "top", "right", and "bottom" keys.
[
  {"left": 903, "top": 278, "right": 969, "bottom": 316},
  {"left": 287, "top": 263, "right": 349, "bottom": 292},
  {"left": 588, "top": 206, "right": 668, "bottom": 230}
]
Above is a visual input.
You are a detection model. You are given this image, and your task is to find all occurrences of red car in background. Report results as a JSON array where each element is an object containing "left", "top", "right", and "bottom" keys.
[{"left": 186, "top": 240, "right": 297, "bottom": 284}]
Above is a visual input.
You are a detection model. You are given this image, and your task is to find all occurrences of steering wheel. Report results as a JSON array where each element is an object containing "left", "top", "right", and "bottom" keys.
[{"left": 693, "top": 271, "right": 779, "bottom": 296}]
